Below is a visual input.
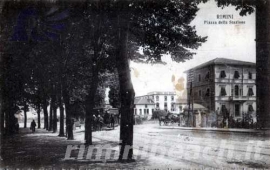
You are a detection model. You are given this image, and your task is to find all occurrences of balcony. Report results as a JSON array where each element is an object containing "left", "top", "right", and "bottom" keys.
[
  {"left": 231, "top": 95, "right": 256, "bottom": 101},
  {"left": 215, "top": 78, "right": 255, "bottom": 84},
  {"left": 216, "top": 95, "right": 256, "bottom": 101}
]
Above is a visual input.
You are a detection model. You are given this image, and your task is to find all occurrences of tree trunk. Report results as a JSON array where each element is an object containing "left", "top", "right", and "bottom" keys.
[
  {"left": 37, "top": 102, "right": 41, "bottom": 129},
  {"left": 59, "top": 102, "right": 65, "bottom": 136},
  {"left": 256, "top": 0, "right": 270, "bottom": 129},
  {"left": 85, "top": 70, "right": 99, "bottom": 145},
  {"left": 84, "top": 9, "right": 103, "bottom": 144},
  {"left": 62, "top": 85, "right": 74, "bottom": 140},
  {"left": 42, "top": 101, "right": 49, "bottom": 130},
  {"left": 5, "top": 103, "right": 18, "bottom": 135},
  {"left": 53, "top": 105, "right": 57, "bottom": 133},
  {"left": 23, "top": 102, "right": 27, "bottom": 128},
  {"left": 49, "top": 98, "right": 53, "bottom": 131},
  {"left": 0, "top": 101, "right": 4, "bottom": 137},
  {"left": 4, "top": 102, "right": 10, "bottom": 135},
  {"left": 2, "top": 78, "right": 11, "bottom": 135},
  {"left": 52, "top": 84, "right": 58, "bottom": 133},
  {"left": 58, "top": 83, "right": 65, "bottom": 136},
  {"left": 116, "top": 25, "right": 135, "bottom": 161},
  {"left": 58, "top": 60, "right": 65, "bottom": 137}
]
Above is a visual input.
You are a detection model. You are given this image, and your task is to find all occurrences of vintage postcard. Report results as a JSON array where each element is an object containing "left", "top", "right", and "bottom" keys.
[{"left": 0, "top": 0, "right": 269, "bottom": 169}]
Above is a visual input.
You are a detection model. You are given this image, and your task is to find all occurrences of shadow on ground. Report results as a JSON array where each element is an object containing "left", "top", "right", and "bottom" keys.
[{"left": 0, "top": 128, "right": 150, "bottom": 169}]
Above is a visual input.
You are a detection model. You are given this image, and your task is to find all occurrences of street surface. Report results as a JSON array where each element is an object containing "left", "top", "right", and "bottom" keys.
[
  {"left": 91, "top": 123, "right": 270, "bottom": 168},
  {"left": 1, "top": 122, "right": 269, "bottom": 169}
]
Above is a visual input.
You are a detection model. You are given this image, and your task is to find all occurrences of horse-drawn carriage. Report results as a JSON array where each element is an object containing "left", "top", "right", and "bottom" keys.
[
  {"left": 153, "top": 110, "right": 180, "bottom": 126},
  {"left": 92, "top": 107, "right": 119, "bottom": 130}
]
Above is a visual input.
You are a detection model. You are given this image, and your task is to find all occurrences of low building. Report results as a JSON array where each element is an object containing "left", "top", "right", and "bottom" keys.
[
  {"left": 134, "top": 97, "right": 155, "bottom": 118},
  {"left": 134, "top": 91, "right": 188, "bottom": 117}
]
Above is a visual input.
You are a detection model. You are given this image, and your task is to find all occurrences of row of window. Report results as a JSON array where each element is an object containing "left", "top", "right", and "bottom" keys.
[
  {"left": 198, "top": 72, "right": 210, "bottom": 82},
  {"left": 195, "top": 86, "right": 254, "bottom": 97},
  {"left": 155, "top": 104, "right": 183, "bottom": 112},
  {"left": 219, "top": 70, "right": 253, "bottom": 79},
  {"left": 156, "top": 103, "right": 175, "bottom": 109},
  {"left": 219, "top": 104, "right": 254, "bottom": 117},
  {"left": 134, "top": 104, "right": 149, "bottom": 108},
  {"left": 156, "top": 95, "right": 174, "bottom": 101},
  {"left": 197, "top": 71, "right": 254, "bottom": 82},
  {"left": 220, "top": 86, "right": 254, "bottom": 96},
  {"left": 197, "top": 88, "right": 210, "bottom": 97},
  {"left": 134, "top": 108, "right": 153, "bottom": 115},
  {"left": 134, "top": 107, "right": 184, "bottom": 115}
]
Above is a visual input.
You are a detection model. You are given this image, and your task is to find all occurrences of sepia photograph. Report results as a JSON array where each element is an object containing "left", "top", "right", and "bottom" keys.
[{"left": 0, "top": 0, "right": 270, "bottom": 169}]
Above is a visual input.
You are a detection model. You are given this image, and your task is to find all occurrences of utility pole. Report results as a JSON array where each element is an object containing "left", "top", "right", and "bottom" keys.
[
  {"left": 187, "top": 82, "right": 192, "bottom": 127},
  {"left": 191, "top": 85, "right": 194, "bottom": 127}
]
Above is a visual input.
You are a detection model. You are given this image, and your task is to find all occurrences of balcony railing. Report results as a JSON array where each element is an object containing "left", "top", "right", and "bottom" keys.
[
  {"left": 215, "top": 78, "right": 255, "bottom": 83},
  {"left": 216, "top": 95, "right": 256, "bottom": 101}
]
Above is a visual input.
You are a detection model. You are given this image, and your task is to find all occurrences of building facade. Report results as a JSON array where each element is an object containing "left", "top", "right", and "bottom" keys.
[
  {"left": 185, "top": 58, "right": 256, "bottom": 122},
  {"left": 134, "top": 91, "right": 187, "bottom": 116},
  {"left": 134, "top": 97, "right": 155, "bottom": 117}
]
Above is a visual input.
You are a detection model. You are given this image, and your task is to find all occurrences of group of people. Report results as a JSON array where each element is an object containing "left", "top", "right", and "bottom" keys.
[
  {"left": 92, "top": 112, "right": 115, "bottom": 131},
  {"left": 29, "top": 111, "right": 116, "bottom": 133}
]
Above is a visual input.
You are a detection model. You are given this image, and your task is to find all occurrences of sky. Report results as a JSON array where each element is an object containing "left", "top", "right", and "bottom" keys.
[{"left": 130, "top": 0, "right": 256, "bottom": 97}]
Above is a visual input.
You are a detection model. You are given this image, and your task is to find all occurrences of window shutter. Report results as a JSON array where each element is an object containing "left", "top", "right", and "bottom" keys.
[
  {"left": 220, "top": 87, "right": 227, "bottom": 96},
  {"left": 234, "top": 71, "right": 240, "bottom": 79},
  {"left": 248, "top": 72, "right": 252, "bottom": 79},
  {"left": 220, "top": 71, "right": 226, "bottom": 78},
  {"left": 248, "top": 105, "right": 254, "bottom": 112},
  {"left": 205, "top": 72, "right": 210, "bottom": 80},
  {"left": 248, "top": 88, "right": 254, "bottom": 96}
]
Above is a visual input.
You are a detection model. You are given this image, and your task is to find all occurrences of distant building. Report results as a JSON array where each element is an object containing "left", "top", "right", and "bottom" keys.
[
  {"left": 185, "top": 58, "right": 256, "bottom": 122},
  {"left": 134, "top": 91, "right": 187, "bottom": 116},
  {"left": 134, "top": 97, "right": 155, "bottom": 117}
]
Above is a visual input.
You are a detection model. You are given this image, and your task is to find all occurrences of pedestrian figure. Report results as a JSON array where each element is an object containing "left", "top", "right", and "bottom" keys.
[
  {"left": 30, "top": 120, "right": 36, "bottom": 133},
  {"left": 110, "top": 114, "right": 115, "bottom": 129},
  {"left": 104, "top": 111, "right": 110, "bottom": 127},
  {"left": 97, "top": 115, "right": 103, "bottom": 131},
  {"left": 93, "top": 115, "right": 97, "bottom": 131},
  {"left": 15, "top": 123, "right": 19, "bottom": 133}
]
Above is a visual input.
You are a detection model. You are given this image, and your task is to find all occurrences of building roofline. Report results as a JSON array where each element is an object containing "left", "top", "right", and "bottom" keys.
[
  {"left": 135, "top": 94, "right": 152, "bottom": 98},
  {"left": 134, "top": 97, "right": 155, "bottom": 105},
  {"left": 135, "top": 91, "right": 177, "bottom": 97},
  {"left": 147, "top": 91, "right": 176, "bottom": 95},
  {"left": 135, "top": 103, "right": 155, "bottom": 105},
  {"left": 184, "top": 58, "right": 256, "bottom": 73}
]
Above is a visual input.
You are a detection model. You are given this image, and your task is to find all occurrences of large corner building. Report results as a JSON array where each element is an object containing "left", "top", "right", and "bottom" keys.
[{"left": 185, "top": 58, "right": 256, "bottom": 121}]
